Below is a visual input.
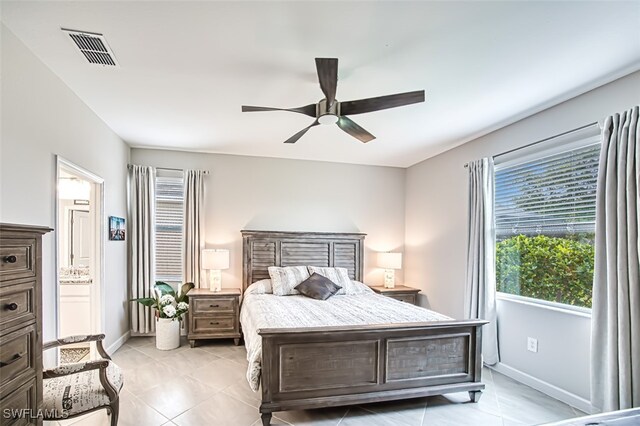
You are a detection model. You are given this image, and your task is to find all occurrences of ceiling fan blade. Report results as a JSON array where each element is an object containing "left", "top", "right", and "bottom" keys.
[
  {"left": 284, "top": 120, "right": 320, "bottom": 144},
  {"left": 315, "top": 58, "right": 338, "bottom": 106},
  {"left": 337, "top": 116, "right": 375, "bottom": 143},
  {"left": 242, "top": 104, "right": 317, "bottom": 117},
  {"left": 339, "top": 90, "right": 425, "bottom": 116}
]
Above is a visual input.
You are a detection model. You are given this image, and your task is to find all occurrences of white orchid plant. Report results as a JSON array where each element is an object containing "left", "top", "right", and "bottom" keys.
[{"left": 131, "top": 281, "right": 195, "bottom": 321}]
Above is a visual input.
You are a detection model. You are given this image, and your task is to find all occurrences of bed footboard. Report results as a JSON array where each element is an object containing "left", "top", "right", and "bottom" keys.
[{"left": 258, "top": 319, "right": 487, "bottom": 424}]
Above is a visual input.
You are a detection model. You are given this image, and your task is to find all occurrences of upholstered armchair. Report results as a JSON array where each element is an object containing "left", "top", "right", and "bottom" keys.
[{"left": 42, "top": 334, "right": 123, "bottom": 426}]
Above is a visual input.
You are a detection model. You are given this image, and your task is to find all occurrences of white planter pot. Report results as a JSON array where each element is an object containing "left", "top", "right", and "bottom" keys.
[{"left": 156, "top": 317, "right": 180, "bottom": 350}]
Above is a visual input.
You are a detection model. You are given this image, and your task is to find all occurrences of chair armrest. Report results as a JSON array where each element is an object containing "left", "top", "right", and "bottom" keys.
[
  {"left": 43, "top": 334, "right": 111, "bottom": 360},
  {"left": 43, "top": 360, "right": 109, "bottom": 379}
]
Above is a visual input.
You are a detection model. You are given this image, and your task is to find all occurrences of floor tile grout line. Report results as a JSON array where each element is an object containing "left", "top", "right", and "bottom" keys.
[
  {"left": 336, "top": 407, "right": 350, "bottom": 425},
  {"left": 420, "top": 401, "right": 427, "bottom": 426},
  {"left": 121, "top": 388, "right": 170, "bottom": 424}
]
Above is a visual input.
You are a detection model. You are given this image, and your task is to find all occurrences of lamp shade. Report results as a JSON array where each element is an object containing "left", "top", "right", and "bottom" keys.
[
  {"left": 377, "top": 252, "right": 402, "bottom": 270},
  {"left": 202, "top": 249, "right": 229, "bottom": 270}
]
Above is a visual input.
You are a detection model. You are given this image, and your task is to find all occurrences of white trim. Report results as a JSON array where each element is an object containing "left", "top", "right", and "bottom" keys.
[
  {"left": 497, "top": 292, "right": 592, "bottom": 318},
  {"left": 55, "top": 157, "right": 106, "bottom": 362},
  {"left": 490, "top": 362, "right": 593, "bottom": 414},
  {"left": 106, "top": 331, "right": 130, "bottom": 355}
]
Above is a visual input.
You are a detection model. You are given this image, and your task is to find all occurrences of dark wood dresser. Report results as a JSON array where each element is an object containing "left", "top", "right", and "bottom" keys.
[
  {"left": 1, "top": 223, "right": 51, "bottom": 426},
  {"left": 188, "top": 288, "right": 241, "bottom": 348}
]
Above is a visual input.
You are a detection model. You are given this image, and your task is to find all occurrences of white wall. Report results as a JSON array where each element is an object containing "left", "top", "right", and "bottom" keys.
[
  {"left": 0, "top": 25, "right": 130, "bottom": 352},
  {"left": 404, "top": 70, "right": 640, "bottom": 405},
  {"left": 131, "top": 149, "right": 406, "bottom": 289}
]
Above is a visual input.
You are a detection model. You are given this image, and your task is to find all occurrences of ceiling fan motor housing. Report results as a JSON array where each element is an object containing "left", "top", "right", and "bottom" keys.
[{"left": 317, "top": 98, "right": 339, "bottom": 117}]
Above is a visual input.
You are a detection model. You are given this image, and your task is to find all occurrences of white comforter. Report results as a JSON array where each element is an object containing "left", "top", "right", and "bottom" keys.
[{"left": 240, "top": 289, "right": 451, "bottom": 391}]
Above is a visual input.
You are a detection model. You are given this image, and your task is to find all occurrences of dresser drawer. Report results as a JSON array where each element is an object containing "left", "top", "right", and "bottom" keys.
[
  {"left": 193, "top": 297, "right": 235, "bottom": 315},
  {"left": 0, "top": 325, "right": 37, "bottom": 389},
  {"left": 0, "top": 239, "right": 36, "bottom": 284},
  {"left": 0, "top": 282, "right": 36, "bottom": 331},
  {"left": 192, "top": 316, "right": 236, "bottom": 334},
  {"left": 0, "top": 376, "right": 37, "bottom": 426}
]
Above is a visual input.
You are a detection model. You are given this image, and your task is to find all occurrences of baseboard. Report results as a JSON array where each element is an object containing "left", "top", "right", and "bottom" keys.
[
  {"left": 490, "top": 362, "right": 593, "bottom": 414},
  {"left": 107, "top": 330, "right": 130, "bottom": 354}
]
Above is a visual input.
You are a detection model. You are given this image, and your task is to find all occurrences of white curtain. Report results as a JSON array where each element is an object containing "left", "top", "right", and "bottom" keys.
[
  {"left": 591, "top": 105, "right": 639, "bottom": 412},
  {"left": 464, "top": 158, "right": 500, "bottom": 365},
  {"left": 183, "top": 170, "right": 206, "bottom": 287},
  {"left": 129, "top": 165, "right": 156, "bottom": 334}
]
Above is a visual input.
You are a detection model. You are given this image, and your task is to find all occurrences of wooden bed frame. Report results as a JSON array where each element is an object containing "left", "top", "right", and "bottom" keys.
[{"left": 241, "top": 230, "right": 487, "bottom": 426}]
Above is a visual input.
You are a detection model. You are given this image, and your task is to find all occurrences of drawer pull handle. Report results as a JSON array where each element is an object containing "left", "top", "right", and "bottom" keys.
[
  {"left": 0, "top": 352, "right": 24, "bottom": 367},
  {"left": 209, "top": 322, "right": 219, "bottom": 325},
  {"left": 3, "top": 255, "right": 17, "bottom": 264},
  {"left": 5, "top": 303, "right": 18, "bottom": 311},
  {"left": 209, "top": 304, "right": 219, "bottom": 308}
]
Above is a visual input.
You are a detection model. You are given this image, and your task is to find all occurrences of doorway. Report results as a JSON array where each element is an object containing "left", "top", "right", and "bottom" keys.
[{"left": 56, "top": 157, "right": 104, "bottom": 363}]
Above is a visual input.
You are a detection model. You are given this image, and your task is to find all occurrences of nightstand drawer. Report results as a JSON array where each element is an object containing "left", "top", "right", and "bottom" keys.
[
  {"left": 389, "top": 294, "right": 417, "bottom": 304},
  {"left": 192, "top": 316, "right": 236, "bottom": 333},
  {"left": 193, "top": 297, "right": 236, "bottom": 315}
]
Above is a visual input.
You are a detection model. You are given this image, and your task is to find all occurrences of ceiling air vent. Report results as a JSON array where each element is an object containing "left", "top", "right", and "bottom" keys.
[{"left": 61, "top": 28, "right": 119, "bottom": 67}]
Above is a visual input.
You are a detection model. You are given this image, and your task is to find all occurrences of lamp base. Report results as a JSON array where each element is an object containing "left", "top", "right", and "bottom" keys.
[
  {"left": 383, "top": 269, "right": 395, "bottom": 289},
  {"left": 209, "top": 270, "right": 222, "bottom": 292}
]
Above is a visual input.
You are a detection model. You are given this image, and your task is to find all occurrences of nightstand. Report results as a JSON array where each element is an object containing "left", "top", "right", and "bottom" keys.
[
  {"left": 188, "top": 288, "right": 241, "bottom": 347},
  {"left": 370, "top": 285, "right": 421, "bottom": 305}
]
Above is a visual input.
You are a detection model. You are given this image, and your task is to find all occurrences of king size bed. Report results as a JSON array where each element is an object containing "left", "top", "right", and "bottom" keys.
[{"left": 239, "top": 230, "right": 487, "bottom": 426}]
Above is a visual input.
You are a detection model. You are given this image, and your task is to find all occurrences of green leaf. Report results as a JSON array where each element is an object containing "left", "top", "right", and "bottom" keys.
[
  {"left": 155, "top": 282, "right": 176, "bottom": 297},
  {"left": 130, "top": 297, "right": 157, "bottom": 307},
  {"left": 176, "top": 282, "right": 195, "bottom": 303}
]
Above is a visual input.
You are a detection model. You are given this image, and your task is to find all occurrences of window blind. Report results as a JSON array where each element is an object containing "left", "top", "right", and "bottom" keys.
[
  {"left": 155, "top": 175, "right": 184, "bottom": 283},
  {"left": 495, "top": 143, "right": 600, "bottom": 237}
]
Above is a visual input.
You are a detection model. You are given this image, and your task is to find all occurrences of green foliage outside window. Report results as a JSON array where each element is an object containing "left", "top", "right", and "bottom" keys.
[{"left": 496, "top": 234, "right": 595, "bottom": 308}]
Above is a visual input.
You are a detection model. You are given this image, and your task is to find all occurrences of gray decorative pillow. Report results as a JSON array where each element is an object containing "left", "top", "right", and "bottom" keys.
[
  {"left": 268, "top": 266, "right": 310, "bottom": 296},
  {"left": 307, "top": 266, "right": 354, "bottom": 295},
  {"left": 295, "top": 273, "right": 342, "bottom": 300}
]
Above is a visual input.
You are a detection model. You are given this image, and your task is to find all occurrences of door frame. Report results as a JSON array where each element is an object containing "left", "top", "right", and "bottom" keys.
[{"left": 54, "top": 156, "right": 105, "bottom": 353}]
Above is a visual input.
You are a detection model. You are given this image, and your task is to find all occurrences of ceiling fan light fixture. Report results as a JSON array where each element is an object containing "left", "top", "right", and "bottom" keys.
[{"left": 318, "top": 114, "right": 339, "bottom": 125}]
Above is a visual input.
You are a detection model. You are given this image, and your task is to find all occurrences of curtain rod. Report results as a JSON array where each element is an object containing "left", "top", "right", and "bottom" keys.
[
  {"left": 463, "top": 121, "right": 600, "bottom": 168},
  {"left": 127, "top": 164, "right": 209, "bottom": 175}
]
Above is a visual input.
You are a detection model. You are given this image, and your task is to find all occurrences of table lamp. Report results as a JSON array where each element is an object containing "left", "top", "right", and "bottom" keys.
[
  {"left": 202, "top": 249, "right": 229, "bottom": 292},
  {"left": 377, "top": 252, "right": 402, "bottom": 288}
]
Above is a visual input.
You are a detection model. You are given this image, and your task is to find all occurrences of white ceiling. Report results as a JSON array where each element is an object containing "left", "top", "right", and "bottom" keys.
[{"left": 3, "top": 1, "right": 640, "bottom": 167}]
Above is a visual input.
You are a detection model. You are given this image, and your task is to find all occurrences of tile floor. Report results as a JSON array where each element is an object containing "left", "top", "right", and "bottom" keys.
[{"left": 46, "top": 337, "right": 586, "bottom": 426}]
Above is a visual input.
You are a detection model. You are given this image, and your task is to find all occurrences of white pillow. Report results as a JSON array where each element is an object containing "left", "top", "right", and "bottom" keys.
[
  {"left": 307, "top": 266, "right": 354, "bottom": 295},
  {"left": 245, "top": 279, "right": 272, "bottom": 296},
  {"left": 348, "top": 280, "right": 375, "bottom": 295},
  {"left": 268, "top": 266, "right": 310, "bottom": 296}
]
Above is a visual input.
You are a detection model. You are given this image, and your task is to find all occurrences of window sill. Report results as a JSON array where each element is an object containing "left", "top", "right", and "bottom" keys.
[{"left": 496, "top": 292, "right": 592, "bottom": 318}]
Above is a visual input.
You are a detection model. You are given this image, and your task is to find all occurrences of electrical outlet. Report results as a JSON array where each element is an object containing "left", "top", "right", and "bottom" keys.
[{"left": 527, "top": 337, "right": 538, "bottom": 353}]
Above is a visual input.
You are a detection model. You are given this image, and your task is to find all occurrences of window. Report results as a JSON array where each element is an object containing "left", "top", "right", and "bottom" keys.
[
  {"left": 155, "top": 173, "right": 184, "bottom": 284},
  {"left": 495, "top": 137, "right": 600, "bottom": 309}
]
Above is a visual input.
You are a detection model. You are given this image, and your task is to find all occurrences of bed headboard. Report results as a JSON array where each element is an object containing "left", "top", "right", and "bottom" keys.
[{"left": 241, "top": 230, "right": 366, "bottom": 292}]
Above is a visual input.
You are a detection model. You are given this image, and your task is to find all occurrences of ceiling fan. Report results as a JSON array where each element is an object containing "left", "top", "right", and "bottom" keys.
[{"left": 241, "top": 58, "right": 425, "bottom": 144}]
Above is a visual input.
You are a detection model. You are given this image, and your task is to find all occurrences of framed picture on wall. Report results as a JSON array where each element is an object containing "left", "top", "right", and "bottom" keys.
[{"left": 109, "top": 216, "right": 125, "bottom": 241}]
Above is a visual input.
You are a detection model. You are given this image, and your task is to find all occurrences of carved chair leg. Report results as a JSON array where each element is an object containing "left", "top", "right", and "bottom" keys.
[
  {"left": 469, "top": 390, "right": 482, "bottom": 403},
  {"left": 109, "top": 399, "right": 120, "bottom": 426},
  {"left": 261, "top": 412, "right": 272, "bottom": 426}
]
